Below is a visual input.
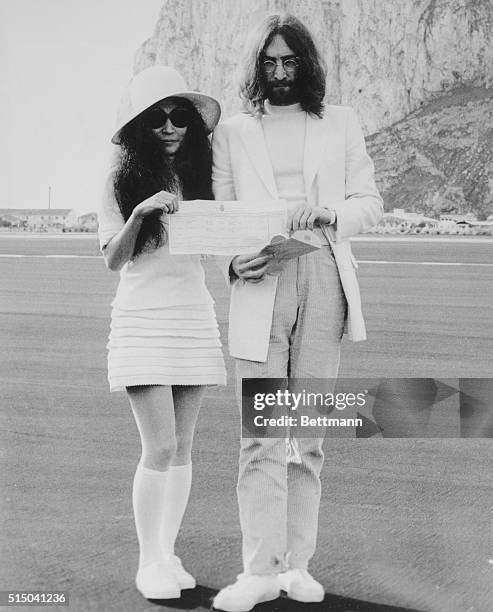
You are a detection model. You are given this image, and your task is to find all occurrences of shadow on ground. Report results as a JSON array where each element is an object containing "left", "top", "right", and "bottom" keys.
[{"left": 148, "top": 585, "right": 421, "bottom": 611}]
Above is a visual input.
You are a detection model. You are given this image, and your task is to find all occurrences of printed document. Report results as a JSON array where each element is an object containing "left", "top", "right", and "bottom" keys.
[{"left": 168, "top": 200, "right": 288, "bottom": 255}]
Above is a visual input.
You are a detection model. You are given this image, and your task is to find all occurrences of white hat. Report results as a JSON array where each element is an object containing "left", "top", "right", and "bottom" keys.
[{"left": 111, "top": 65, "right": 221, "bottom": 144}]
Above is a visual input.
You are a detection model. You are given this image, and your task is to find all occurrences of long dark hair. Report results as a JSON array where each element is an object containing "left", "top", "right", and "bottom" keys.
[
  {"left": 113, "top": 97, "right": 212, "bottom": 257},
  {"left": 239, "top": 13, "right": 327, "bottom": 117}
]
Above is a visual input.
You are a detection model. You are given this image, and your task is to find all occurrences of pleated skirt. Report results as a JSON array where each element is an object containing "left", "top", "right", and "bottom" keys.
[{"left": 107, "top": 304, "right": 227, "bottom": 392}]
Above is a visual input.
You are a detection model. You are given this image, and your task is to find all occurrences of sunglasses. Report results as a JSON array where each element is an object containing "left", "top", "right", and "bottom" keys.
[{"left": 144, "top": 107, "right": 192, "bottom": 129}]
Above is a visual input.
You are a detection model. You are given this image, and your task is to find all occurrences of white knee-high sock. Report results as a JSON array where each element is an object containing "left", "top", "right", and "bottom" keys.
[
  {"left": 160, "top": 463, "right": 192, "bottom": 555},
  {"left": 132, "top": 463, "right": 168, "bottom": 568}
]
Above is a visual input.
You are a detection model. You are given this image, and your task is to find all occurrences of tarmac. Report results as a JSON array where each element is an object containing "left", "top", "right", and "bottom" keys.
[{"left": 1, "top": 235, "right": 493, "bottom": 612}]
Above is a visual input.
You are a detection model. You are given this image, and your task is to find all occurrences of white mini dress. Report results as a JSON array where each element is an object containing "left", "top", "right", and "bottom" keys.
[{"left": 98, "top": 172, "right": 226, "bottom": 392}]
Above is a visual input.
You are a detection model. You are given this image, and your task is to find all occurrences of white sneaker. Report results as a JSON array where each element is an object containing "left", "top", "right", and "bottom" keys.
[
  {"left": 135, "top": 562, "right": 181, "bottom": 599},
  {"left": 213, "top": 573, "right": 280, "bottom": 612},
  {"left": 278, "top": 568, "right": 324, "bottom": 602},
  {"left": 163, "top": 554, "right": 196, "bottom": 590}
]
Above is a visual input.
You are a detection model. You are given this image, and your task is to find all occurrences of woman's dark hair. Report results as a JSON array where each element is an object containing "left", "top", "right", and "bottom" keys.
[
  {"left": 113, "top": 97, "right": 212, "bottom": 257},
  {"left": 239, "top": 13, "right": 327, "bottom": 117}
]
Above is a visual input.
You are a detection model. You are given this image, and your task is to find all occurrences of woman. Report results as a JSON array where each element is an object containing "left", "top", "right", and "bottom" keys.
[{"left": 98, "top": 66, "right": 226, "bottom": 600}]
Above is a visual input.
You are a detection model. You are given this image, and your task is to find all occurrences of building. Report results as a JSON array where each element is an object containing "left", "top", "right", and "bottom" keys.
[
  {"left": 0, "top": 208, "right": 77, "bottom": 231},
  {"left": 439, "top": 213, "right": 478, "bottom": 223},
  {"left": 383, "top": 208, "right": 438, "bottom": 225},
  {"left": 76, "top": 212, "right": 98, "bottom": 232}
]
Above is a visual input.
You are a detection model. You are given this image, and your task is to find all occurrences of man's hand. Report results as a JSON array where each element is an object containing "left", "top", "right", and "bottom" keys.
[
  {"left": 131, "top": 190, "right": 179, "bottom": 220},
  {"left": 231, "top": 252, "right": 272, "bottom": 283},
  {"left": 289, "top": 205, "right": 333, "bottom": 231}
]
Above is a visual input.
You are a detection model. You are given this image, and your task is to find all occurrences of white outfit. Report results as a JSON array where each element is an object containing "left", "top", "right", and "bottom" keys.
[
  {"left": 211, "top": 103, "right": 383, "bottom": 575},
  {"left": 261, "top": 101, "right": 327, "bottom": 244},
  {"left": 98, "top": 171, "right": 226, "bottom": 391},
  {"left": 212, "top": 104, "right": 384, "bottom": 362},
  {"left": 262, "top": 101, "right": 307, "bottom": 216}
]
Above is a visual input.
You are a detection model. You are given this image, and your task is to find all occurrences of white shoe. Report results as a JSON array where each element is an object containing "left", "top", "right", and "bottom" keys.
[
  {"left": 163, "top": 554, "right": 196, "bottom": 590},
  {"left": 213, "top": 573, "right": 280, "bottom": 612},
  {"left": 135, "top": 562, "right": 181, "bottom": 599},
  {"left": 279, "top": 568, "right": 324, "bottom": 602}
]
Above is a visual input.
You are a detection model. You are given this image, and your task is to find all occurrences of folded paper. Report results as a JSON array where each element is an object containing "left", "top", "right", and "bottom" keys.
[{"left": 259, "top": 230, "right": 321, "bottom": 274}]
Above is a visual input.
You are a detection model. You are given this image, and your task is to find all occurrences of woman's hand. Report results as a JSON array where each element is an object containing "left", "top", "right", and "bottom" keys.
[
  {"left": 132, "top": 191, "right": 179, "bottom": 220},
  {"left": 289, "top": 205, "right": 333, "bottom": 231},
  {"left": 103, "top": 191, "right": 179, "bottom": 272}
]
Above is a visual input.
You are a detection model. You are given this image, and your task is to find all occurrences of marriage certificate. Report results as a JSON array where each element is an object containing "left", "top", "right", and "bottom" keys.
[{"left": 168, "top": 199, "right": 288, "bottom": 255}]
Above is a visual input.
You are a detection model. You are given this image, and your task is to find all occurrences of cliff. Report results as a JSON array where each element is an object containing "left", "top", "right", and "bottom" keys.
[
  {"left": 135, "top": 0, "right": 493, "bottom": 215},
  {"left": 368, "top": 87, "right": 493, "bottom": 218}
]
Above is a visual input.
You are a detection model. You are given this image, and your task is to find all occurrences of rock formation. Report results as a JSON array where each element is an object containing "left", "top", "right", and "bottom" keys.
[
  {"left": 135, "top": 0, "right": 493, "bottom": 216},
  {"left": 368, "top": 87, "right": 493, "bottom": 218}
]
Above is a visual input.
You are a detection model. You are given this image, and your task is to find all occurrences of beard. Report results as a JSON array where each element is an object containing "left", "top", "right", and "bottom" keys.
[{"left": 265, "top": 80, "right": 300, "bottom": 105}]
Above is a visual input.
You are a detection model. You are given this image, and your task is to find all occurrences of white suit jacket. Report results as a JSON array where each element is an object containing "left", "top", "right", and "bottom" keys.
[{"left": 212, "top": 104, "right": 383, "bottom": 362}]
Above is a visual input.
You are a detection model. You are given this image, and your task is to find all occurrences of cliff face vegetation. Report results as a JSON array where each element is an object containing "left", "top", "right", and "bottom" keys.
[
  {"left": 367, "top": 87, "right": 493, "bottom": 219},
  {"left": 135, "top": 0, "right": 493, "bottom": 216}
]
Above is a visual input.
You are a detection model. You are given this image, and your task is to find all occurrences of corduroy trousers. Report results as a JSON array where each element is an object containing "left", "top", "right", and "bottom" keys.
[{"left": 235, "top": 244, "right": 347, "bottom": 574}]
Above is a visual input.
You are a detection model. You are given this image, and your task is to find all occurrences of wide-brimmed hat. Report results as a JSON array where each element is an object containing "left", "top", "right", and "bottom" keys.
[{"left": 111, "top": 65, "right": 221, "bottom": 144}]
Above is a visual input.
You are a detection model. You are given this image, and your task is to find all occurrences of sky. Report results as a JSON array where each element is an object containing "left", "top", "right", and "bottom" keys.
[{"left": 0, "top": 0, "right": 164, "bottom": 214}]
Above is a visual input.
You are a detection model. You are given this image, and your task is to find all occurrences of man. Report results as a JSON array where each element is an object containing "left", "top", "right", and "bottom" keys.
[{"left": 212, "top": 13, "right": 383, "bottom": 612}]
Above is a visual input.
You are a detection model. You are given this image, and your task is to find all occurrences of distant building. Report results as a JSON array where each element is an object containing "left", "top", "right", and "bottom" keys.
[
  {"left": 384, "top": 208, "right": 438, "bottom": 225},
  {"left": 439, "top": 213, "right": 478, "bottom": 223},
  {"left": 0, "top": 208, "right": 77, "bottom": 231},
  {"left": 439, "top": 213, "right": 493, "bottom": 228},
  {"left": 77, "top": 212, "right": 98, "bottom": 231}
]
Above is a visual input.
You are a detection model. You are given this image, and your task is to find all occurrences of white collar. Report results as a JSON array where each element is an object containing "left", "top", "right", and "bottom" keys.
[{"left": 264, "top": 100, "right": 303, "bottom": 115}]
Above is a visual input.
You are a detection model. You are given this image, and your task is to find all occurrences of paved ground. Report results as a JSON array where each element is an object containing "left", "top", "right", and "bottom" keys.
[{"left": 1, "top": 235, "right": 493, "bottom": 612}]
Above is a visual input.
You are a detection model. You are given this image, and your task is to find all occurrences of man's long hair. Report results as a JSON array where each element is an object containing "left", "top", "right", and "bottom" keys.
[
  {"left": 113, "top": 98, "right": 212, "bottom": 257},
  {"left": 239, "top": 13, "right": 327, "bottom": 117}
]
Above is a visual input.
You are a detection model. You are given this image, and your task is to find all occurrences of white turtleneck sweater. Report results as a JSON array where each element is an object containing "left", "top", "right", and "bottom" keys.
[{"left": 261, "top": 101, "right": 307, "bottom": 219}]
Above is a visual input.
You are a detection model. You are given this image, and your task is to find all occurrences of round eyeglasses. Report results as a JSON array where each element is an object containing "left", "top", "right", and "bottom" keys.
[
  {"left": 143, "top": 107, "right": 192, "bottom": 129},
  {"left": 262, "top": 57, "right": 300, "bottom": 74}
]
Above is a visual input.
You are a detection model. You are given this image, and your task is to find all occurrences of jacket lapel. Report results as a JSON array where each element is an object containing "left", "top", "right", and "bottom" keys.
[
  {"left": 304, "top": 113, "right": 330, "bottom": 194},
  {"left": 240, "top": 116, "right": 278, "bottom": 199}
]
